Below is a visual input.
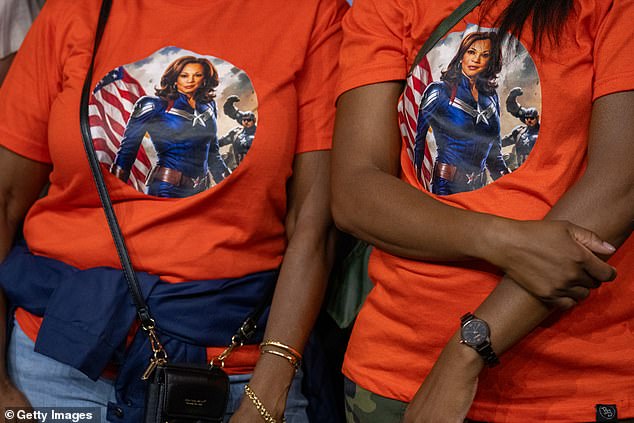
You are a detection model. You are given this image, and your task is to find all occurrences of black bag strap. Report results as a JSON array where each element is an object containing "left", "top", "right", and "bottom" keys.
[
  {"left": 79, "top": 0, "right": 155, "bottom": 329},
  {"left": 79, "top": 0, "right": 271, "bottom": 355},
  {"left": 409, "top": 0, "right": 482, "bottom": 75}
]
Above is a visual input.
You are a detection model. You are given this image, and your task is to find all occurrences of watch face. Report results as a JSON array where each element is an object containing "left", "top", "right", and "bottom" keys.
[{"left": 462, "top": 319, "right": 489, "bottom": 347}]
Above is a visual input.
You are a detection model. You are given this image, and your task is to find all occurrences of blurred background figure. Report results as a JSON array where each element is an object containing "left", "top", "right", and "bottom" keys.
[{"left": 0, "top": 0, "right": 45, "bottom": 86}]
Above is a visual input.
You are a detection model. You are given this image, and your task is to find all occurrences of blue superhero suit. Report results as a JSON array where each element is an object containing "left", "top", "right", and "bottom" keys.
[
  {"left": 414, "top": 75, "right": 509, "bottom": 195},
  {"left": 113, "top": 93, "right": 229, "bottom": 198}
]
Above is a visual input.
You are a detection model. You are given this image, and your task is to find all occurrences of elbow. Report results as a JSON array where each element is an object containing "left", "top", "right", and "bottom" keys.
[{"left": 330, "top": 182, "right": 359, "bottom": 238}]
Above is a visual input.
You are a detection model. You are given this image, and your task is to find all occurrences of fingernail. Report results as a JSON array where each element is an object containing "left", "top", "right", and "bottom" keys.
[{"left": 602, "top": 241, "right": 616, "bottom": 252}]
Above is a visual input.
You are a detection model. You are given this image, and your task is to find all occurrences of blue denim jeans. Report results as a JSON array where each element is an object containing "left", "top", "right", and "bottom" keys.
[{"left": 7, "top": 322, "right": 309, "bottom": 423}]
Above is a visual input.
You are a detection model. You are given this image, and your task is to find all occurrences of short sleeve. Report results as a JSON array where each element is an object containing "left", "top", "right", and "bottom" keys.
[
  {"left": 295, "top": 0, "right": 348, "bottom": 154},
  {"left": 336, "top": 0, "right": 408, "bottom": 98},
  {"left": 593, "top": 0, "right": 634, "bottom": 100},
  {"left": 0, "top": 1, "right": 65, "bottom": 163}
]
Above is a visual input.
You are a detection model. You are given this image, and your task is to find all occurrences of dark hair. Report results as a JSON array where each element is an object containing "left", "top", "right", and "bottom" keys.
[
  {"left": 155, "top": 56, "right": 219, "bottom": 103},
  {"left": 441, "top": 31, "right": 502, "bottom": 95},
  {"left": 483, "top": 0, "right": 574, "bottom": 49}
]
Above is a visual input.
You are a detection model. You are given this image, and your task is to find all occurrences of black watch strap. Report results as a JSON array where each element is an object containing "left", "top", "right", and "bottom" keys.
[{"left": 475, "top": 342, "right": 500, "bottom": 367}]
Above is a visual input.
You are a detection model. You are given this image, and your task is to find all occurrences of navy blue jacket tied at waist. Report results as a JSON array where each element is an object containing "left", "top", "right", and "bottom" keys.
[{"left": 0, "top": 243, "right": 277, "bottom": 422}]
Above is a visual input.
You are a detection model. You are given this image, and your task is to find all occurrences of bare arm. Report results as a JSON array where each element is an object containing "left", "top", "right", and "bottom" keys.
[
  {"left": 404, "top": 91, "right": 634, "bottom": 422},
  {"left": 0, "top": 146, "right": 51, "bottom": 405},
  {"left": 230, "top": 150, "right": 336, "bottom": 421},
  {"left": 332, "top": 83, "right": 616, "bottom": 305}
]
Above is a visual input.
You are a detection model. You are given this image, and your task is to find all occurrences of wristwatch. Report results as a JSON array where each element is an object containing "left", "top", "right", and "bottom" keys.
[{"left": 459, "top": 313, "right": 500, "bottom": 367}]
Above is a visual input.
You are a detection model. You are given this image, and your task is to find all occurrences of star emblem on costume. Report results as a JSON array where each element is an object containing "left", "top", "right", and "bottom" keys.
[
  {"left": 192, "top": 109, "right": 207, "bottom": 127},
  {"left": 475, "top": 103, "right": 489, "bottom": 126}
]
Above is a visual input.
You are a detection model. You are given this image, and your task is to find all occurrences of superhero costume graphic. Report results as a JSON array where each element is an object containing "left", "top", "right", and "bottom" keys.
[
  {"left": 404, "top": 27, "right": 541, "bottom": 196},
  {"left": 112, "top": 93, "right": 229, "bottom": 198},
  {"left": 90, "top": 47, "right": 258, "bottom": 199},
  {"left": 414, "top": 75, "right": 509, "bottom": 195},
  {"left": 501, "top": 87, "right": 540, "bottom": 169}
]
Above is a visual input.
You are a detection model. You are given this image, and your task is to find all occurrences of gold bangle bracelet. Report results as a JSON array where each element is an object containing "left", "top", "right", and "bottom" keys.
[
  {"left": 259, "top": 340, "right": 302, "bottom": 361},
  {"left": 260, "top": 347, "right": 301, "bottom": 370},
  {"left": 244, "top": 384, "right": 287, "bottom": 423}
]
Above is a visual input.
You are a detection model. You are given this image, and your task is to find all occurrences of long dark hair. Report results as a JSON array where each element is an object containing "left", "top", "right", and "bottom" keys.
[
  {"left": 483, "top": 0, "right": 574, "bottom": 49},
  {"left": 155, "top": 56, "right": 219, "bottom": 103},
  {"left": 441, "top": 31, "right": 502, "bottom": 95}
]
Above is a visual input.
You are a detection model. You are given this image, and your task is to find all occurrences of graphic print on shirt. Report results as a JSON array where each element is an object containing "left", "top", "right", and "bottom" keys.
[
  {"left": 90, "top": 47, "right": 258, "bottom": 198},
  {"left": 399, "top": 25, "right": 541, "bottom": 195}
]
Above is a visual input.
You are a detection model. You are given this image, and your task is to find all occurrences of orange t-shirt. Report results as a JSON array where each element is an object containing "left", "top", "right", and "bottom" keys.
[
  {"left": 0, "top": 0, "right": 347, "bottom": 373},
  {"left": 337, "top": 0, "right": 634, "bottom": 421}
]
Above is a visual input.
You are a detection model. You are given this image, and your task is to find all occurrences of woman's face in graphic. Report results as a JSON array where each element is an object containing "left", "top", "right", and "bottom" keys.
[
  {"left": 176, "top": 63, "right": 205, "bottom": 96},
  {"left": 461, "top": 39, "right": 491, "bottom": 78}
]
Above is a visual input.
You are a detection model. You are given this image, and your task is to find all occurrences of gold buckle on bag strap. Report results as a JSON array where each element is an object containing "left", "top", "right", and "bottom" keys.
[{"left": 141, "top": 322, "right": 168, "bottom": 380}]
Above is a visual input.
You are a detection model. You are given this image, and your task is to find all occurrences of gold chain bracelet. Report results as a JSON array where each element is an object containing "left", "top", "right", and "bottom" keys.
[{"left": 244, "top": 384, "right": 287, "bottom": 423}]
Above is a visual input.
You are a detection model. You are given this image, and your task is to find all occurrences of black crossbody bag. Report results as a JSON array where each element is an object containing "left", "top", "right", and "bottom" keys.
[{"left": 78, "top": 1, "right": 272, "bottom": 421}]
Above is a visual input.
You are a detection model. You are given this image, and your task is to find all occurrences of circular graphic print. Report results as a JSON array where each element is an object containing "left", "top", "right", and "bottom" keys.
[
  {"left": 399, "top": 25, "right": 541, "bottom": 195},
  {"left": 90, "top": 46, "right": 258, "bottom": 198}
]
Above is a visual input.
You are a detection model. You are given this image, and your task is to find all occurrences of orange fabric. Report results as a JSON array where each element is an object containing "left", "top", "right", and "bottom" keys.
[
  {"left": 337, "top": 0, "right": 634, "bottom": 422},
  {"left": 0, "top": 0, "right": 346, "bottom": 374}
]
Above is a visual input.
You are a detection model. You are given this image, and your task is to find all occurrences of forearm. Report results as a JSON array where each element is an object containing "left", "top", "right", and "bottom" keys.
[
  {"left": 419, "top": 132, "right": 633, "bottom": 412},
  {"left": 0, "top": 194, "right": 22, "bottom": 381},
  {"left": 453, "top": 92, "right": 634, "bottom": 371},
  {"left": 244, "top": 151, "right": 336, "bottom": 416},
  {"left": 248, "top": 224, "right": 336, "bottom": 388},
  {"left": 0, "top": 147, "right": 52, "bottom": 382},
  {"left": 332, "top": 83, "right": 506, "bottom": 262}
]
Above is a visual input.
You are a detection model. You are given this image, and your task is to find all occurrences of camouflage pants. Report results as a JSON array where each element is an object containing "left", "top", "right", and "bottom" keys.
[
  {"left": 344, "top": 377, "right": 407, "bottom": 423},
  {"left": 343, "top": 377, "right": 489, "bottom": 423},
  {"left": 344, "top": 378, "right": 634, "bottom": 423}
]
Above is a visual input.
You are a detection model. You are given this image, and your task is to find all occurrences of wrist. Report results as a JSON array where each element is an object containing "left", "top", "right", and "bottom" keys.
[
  {"left": 243, "top": 384, "right": 287, "bottom": 423},
  {"left": 441, "top": 333, "right": 486, "bottom": 379},
  {"left": 471, "top": 215, "right": 515, "bottom": 264},
  {"left": 246, "top": 354, "right": 296, "bottom": 417}
]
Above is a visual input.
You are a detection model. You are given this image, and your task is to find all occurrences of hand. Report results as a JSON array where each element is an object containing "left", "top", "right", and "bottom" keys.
[
  {"left": 403, "top": 342, "right": 480, "bottom": 423},
  {"left": 0, "top": 379, "right": 36, "bottom": 422},
  {"left": 229, "top": 353, "right": 293, "bottom": 423},
  {"left": 229, "top": 399, "right": 267, "bottom": 423},
  {"left": 229, "top": 384, "right": 287, "bottom": 423},
  {"left": 483, "top": 219, "right": 616, "bottom": 308}
]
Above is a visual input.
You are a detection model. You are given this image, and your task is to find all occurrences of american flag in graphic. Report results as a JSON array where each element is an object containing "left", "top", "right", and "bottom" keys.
[
  {"left": 89, "top": 66, "right": 153, "bottom": 192},
  {"left": 397, "top": 57, "right": 434, "bottom": 191}
]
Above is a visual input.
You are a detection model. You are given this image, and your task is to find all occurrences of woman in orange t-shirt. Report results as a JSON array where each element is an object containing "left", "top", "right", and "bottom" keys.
[{"left": 333, "top": 0, "right": 634, "bottom": 421}]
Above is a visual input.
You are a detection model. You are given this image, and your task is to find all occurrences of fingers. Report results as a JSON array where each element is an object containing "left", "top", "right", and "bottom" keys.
[
  {"left": 558, "top": 285, "right": 591, "bottom": 303},
  {"left": 569, "top": 225, "right": 616, "bottom": 256},
  {"left": 567, "top": 224, "right": 617, "bottom": 282},
  {"left": 543, "top": 285, "right": 591, "bottom": 311},
  {"left": 582, "top": 250, "right": 617, "bottom": 282}
]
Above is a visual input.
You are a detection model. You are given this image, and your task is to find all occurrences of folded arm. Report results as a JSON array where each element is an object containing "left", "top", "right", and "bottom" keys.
[
  {"left": 332, "top": 83, "right": 616, "bottom": 306},
  {"left": 404, "top": 91, "right": 634, "bottom": 422}
]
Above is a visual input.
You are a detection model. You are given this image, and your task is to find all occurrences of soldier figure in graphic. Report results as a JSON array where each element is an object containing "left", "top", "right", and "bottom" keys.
[
  {"left": 502, "top": 87, "right": 540, "bottom": 169},
  {"left": 219, "top": 95, "right": 257, "bottom": 167}
]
